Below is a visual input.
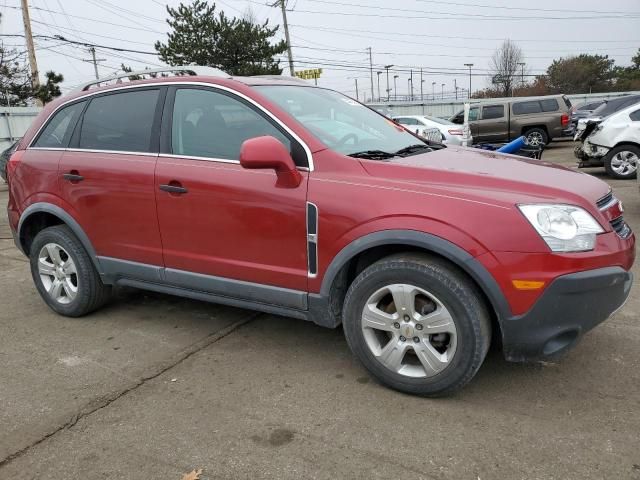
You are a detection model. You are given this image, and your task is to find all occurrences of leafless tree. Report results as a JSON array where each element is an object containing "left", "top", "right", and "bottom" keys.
[{"left": 490, "top": 39, "right": 524, "bottom": 97}]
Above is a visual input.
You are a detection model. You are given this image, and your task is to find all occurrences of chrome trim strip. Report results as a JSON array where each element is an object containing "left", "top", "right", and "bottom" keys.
[
  {"left": 306, "top": 201, "right": 319, "bottom": 278},
  {"left": 27, "top": 81, "right": 315, "bottom": 171},
  {"left": 598, "top": 196, "right": 619, "bottom": 211},
  {"left": 65, "top": 148, "right": 158, "bottom": 157}
]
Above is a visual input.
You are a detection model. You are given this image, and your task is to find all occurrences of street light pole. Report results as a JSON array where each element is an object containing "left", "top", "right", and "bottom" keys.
[
  {"left": 355, "top": 78, "right": 359, "bottom": 101},
  {"left": 454, "top": 79, "right": 457, "bottom": 100},
  {"left": 441, "top": 83, "right": 445, "bottom": 99},
  {"left": 376, "top": 71, "right": 381, "bottom": 101},
  {"left": 431, "top": 81, "right": 436, "bottom": 101},
  {"left": 420, "top": 68, "right": 423, "bottom": 101},
  {"left": 384, "top": 65, "right": 393, "bottom": 101},
  {"left": 464, "top": 63, "right": 473, "bottom": 98},
  {"left": 410, "top": 69, "right": 413, "bottom": 101},
  {"left": 517, "top": 62, "right": 526, "bottom": 91},
  {"left": 393, "top": 75, "right": 399, "bottom": 101}
]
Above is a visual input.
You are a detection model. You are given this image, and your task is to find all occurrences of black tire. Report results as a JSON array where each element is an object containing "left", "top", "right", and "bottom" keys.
[
  {"left": 524, "top": 127, "right": 549, "bottom": 147},
  {"left": 603, "top": 145, "right": 639, "bottom": 180},
  {"left": 342, "top": 253, "right": 491, "bottom": 396},
  {"left": 29, "top": 225, "right": 111, "bottom": 317}
]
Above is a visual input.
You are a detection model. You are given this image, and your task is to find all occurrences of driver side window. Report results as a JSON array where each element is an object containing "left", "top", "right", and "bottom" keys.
[
  {"left": 171, "top": 88, "right": 292, "bottom": 162},
  {"left": 32, "top": 102, "right": 85, "bottom": 148}
]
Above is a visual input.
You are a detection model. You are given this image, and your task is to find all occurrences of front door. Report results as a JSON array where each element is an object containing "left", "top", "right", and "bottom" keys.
[
  {"left": 58, "top": 87, "right": 164, "bottom": 266},
  {"left": 477, "top": 104, "right": 507, "bottom": 142},
  {"left": 155, "top": 86, "right": 309, "bottom": 295}
]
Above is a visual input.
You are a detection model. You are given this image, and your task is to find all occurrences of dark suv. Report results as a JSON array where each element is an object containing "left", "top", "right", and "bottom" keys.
[{"left": 5, "top": 68, "right": 635, "bottom": 396}]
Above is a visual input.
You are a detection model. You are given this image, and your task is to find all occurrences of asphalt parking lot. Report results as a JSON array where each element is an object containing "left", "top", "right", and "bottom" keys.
[{"left": 1, "top": 140, "right": 639, "bottom": 479}]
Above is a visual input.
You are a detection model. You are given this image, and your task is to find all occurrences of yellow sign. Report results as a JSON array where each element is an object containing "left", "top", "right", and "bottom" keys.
[{"left": 295, "top": 68, "right": 323, "bottom": 80}]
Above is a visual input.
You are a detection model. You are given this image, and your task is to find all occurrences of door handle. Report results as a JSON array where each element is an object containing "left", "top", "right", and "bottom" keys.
[
  {"left": 159, "top": 183, "right": 188, "bottom": 194},
  {"left": 63, "top": 172, "right": 84, "bottom": 182}
]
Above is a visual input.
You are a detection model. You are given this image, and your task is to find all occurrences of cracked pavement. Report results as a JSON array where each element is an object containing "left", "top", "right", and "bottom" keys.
[{"left": 1, "top": 142, "right": 639, "bottom": 479}]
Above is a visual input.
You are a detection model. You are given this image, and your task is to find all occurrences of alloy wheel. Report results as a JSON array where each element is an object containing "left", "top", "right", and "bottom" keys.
[
  {"left": 526, "top": 131, "right": 544, "bottom": 146},
  {"left": 610, "top": 151, "right": 638, "bottom": 176},
  {"left": 38, "top": 243, "right": 79, "bottom": 304},
  {"left": 361, "top": 284, "right": 458, "bottom": 378}
]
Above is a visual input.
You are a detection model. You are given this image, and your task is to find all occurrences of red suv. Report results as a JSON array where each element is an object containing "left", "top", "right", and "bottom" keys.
[{"left": 6, "top": 68, "right": 635, "bottom": 396}]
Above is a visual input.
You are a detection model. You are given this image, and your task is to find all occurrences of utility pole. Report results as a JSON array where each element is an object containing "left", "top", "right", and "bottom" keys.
[
  {"left": 441, "top": 83, "right": 445, "bottom": 99},
  {"left": 431, "top": 81, "right": 436, "bottom": 101},
  {"left": 275, "top": 0, "right": 295, "bottom": 76},
  {"left": 367, "top": 47, "right": 374, "bottom": 103},
  {"left": 454, "top": 79, "right": 457, "bottom": 100},
  {"left": 20, "top": 0, "right": 40, "bottom": 91},
  {"left": 82, "top": 47, "right": 106, "bottom": 80},
  {"left": 464, "top": 63, "right": 473, "bottom": 98},
  {"left": 354, "top": 78, "right": 359, "bottom": 101},
  {"left": 420, "top": 68, "right": 423, "bottom": 101},
  {"left": 384, "top": 65, "right": 393, "bottom": 101},
  {"left": 376, "top": 71, "right": 381, "bottom": 101}
]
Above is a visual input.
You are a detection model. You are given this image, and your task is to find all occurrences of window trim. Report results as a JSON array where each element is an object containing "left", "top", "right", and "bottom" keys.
[
  {"left": 27, "top": 81, "right": 314, "bottom": 171},
  {"left": 162, "top": 84, "right": 307, "bottom": 168}
]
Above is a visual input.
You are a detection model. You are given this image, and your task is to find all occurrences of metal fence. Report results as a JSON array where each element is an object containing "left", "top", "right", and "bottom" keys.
[
  {"left": 0, "top": 107, "right": 41, "bottom": 151},
  {"left": 367, "top": 91, "right": 640, "bottom": 119}
]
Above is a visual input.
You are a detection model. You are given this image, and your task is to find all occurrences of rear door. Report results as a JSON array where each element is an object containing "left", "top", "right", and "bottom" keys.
[
  {"left": 59, "top": 87, "right": 165, "bottom": 266},
  {"left": 155, "top": 85, "right": 309, "bottom": 295}
]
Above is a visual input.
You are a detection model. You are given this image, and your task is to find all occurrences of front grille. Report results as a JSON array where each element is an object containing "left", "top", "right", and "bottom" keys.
[
  {"left": 596, "top": 191, "right": 614, "bottom": 209},
  {"left": 610, "top": 216, "right": 632, "bottom": 239}
]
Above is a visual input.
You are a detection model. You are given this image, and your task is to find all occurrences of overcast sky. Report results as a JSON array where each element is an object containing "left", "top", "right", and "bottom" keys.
[{"left": 1, "top": 0, "right": 639, "bottom": 100}]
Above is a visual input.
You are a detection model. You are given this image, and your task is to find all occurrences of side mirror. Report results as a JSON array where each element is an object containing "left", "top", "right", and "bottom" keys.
[{"left": 239, "top": 136, "right": 302, "bottom": 188}]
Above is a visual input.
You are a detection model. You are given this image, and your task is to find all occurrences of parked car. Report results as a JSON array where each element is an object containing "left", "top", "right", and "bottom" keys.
[
  {"left": 5, "top": 67, "right": 634, "bottom": 396},
  {"left": 567, "top": 100, "right": 606, "bottom": 136},
  {"left": 574, "top": 95, "right": 640, "bottom": 139},
  {"left": 393, "top": 115, "right": 466, "bottom": 145},
  {"left": 0, "top": 139, "right": 20, "bottom": 182},
  {"left": 574, "top": 103, "right": 640, "bottom": 179},
  {"left": 450, "top": 94, "right": 572, "bottom": 146}
]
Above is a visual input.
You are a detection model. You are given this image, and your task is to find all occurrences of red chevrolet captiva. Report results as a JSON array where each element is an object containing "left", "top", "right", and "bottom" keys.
[{"left": 6, "top": 67, "right": 635, "bottom": 396}]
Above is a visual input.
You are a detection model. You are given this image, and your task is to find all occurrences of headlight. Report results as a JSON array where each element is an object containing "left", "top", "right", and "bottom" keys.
[{"left": 518, "top": 204, "right": 604, "bottom": 252}]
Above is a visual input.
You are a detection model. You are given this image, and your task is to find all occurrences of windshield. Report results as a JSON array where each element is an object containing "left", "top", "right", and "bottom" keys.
[{"left": 256, "top": 85, "right": 426, "bottom": 156}]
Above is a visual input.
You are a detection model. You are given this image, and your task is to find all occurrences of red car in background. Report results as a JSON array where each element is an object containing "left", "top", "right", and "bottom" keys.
[{"left": 5, "top": 67, "right": 635, "bottom": 396}]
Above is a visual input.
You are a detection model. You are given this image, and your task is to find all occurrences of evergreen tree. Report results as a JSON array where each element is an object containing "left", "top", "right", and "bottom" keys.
[{"left": 155, "top": 0, "right": 287, "bottom": 76}]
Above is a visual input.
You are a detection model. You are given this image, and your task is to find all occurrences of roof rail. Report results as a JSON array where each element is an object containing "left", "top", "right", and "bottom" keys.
[{"left": 74, "top": 66, "right": 230, "bottom": 92}]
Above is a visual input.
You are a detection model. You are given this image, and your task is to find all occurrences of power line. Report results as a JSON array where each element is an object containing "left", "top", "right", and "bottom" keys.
[
  {"left": 286, "top": 0, "right": 640, "bottom": 20},
  {"left": 413, "top": 0, "right": 639, "bottom": 15}
]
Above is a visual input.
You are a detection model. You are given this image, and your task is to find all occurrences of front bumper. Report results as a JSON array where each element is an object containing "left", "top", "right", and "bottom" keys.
[{"left": 501, "top": 266, "right": 633, "bottom": 362}]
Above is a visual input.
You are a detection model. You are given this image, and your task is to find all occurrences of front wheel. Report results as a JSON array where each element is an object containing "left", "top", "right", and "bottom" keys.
[
  {"left": 342, "top": 254, "right": 491, "bottom": 396},
  {"left": 604, "top": 145, "right": 638, "bottom": 179}
]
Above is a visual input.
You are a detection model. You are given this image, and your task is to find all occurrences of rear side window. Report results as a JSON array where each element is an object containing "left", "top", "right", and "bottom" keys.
[
  {"left": 79, "top": 89, "right": 159, "bottom": 153},
  {"left": 540, "top": 99, "right": 559, "bottom": 112},
  {"left": 468, "top": 107, "right": 479, "bottom": 121},
  {"left": 630, "top": 109, "right": 640, "bottom": 121},
  {"left": 33, "top": 102, "right": 84, "bottom": 148},
  {"left": 171, "top": 88, "right": 291, "bottom": 161},
  {"left": 513, "top": 101, "right": 542, "bottom": 115},
  {"left": 481, "top": 105, "right": 504, "bottom": 120}
]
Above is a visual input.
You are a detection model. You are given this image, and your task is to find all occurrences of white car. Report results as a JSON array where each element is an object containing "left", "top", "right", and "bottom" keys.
[
  {"left": 575, "top": 103, "right": 640, "bottom": 179},
  {"left": 393, "top": 115, "right": 468, "bottom": 146}
]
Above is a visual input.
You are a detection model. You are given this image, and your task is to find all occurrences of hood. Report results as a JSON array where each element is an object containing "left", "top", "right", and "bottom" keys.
[{"left": 359, "top": 146, "right": 610, "bottom": 210}]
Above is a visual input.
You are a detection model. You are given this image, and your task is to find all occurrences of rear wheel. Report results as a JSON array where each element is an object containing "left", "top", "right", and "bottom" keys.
[
  {"left": 524, "top": 127, "right": 548, "bottom": 147},
  {"left": 604, "top": 145, "right": 638, "bottom": 179},
  {"left": 342, "top": 254, "right": 491, "bottom": 396},
  {"left": 29, "top": 225, "right": 111, "bottom": 317}
]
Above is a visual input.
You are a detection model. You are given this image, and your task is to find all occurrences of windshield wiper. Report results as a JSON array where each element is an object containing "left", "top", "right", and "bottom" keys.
[
  {"left": 347, "top": 149, "right": 397, "bottom": 160},
  {"left": 394, "top": 144, "right": 432, "bottom": 157}
]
